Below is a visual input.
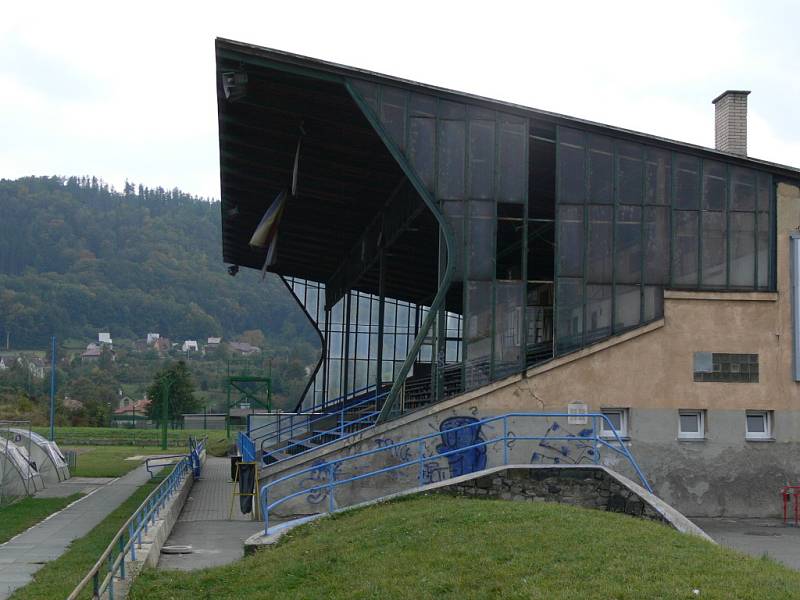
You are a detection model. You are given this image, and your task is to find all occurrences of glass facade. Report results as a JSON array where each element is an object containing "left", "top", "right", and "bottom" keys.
[
  {"left": 283, "top": 79, "right": 780, "bottom": 418},
  {"left": 284, "top": 277, "right": 462, "bottom": 412}
]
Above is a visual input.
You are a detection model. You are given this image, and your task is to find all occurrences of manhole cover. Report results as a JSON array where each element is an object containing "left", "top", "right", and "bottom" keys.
[{"left": 161, "top": 545, "right": 194, "bottom": 554}]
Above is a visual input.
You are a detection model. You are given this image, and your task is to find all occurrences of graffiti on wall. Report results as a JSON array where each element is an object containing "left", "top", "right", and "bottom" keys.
[
  {"left": 530, "top": 421, "right": 596, "bottom": 465},
  {"left": 300, "top": 458, "right": 343, "bottom": 505},
  {"left": 435, "top": 416, "right": 487, "bottom": 477},
  {"left": 374, "top": 437, "right": 412, "bottom": 463}
]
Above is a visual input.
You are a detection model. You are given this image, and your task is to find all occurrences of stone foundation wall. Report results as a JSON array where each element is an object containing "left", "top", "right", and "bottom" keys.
[{"left": 434, "top": 467, "right": 668, "bottom": 524}]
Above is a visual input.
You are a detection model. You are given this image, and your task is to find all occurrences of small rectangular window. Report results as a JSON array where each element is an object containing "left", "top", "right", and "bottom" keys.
[
  {"left": 601, "top": 408, "right": 629, "bottom": 438},
  {"left": 745, "top": 410, "right": 772, "bottom": 440},
  {"left": 678, "top": 410, "right": 705, "bottom": 440}
]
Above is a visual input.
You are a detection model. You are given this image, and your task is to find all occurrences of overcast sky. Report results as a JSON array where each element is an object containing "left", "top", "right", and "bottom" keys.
[{"left": 2, "top": 0, "right": 798, "bottom": 199}]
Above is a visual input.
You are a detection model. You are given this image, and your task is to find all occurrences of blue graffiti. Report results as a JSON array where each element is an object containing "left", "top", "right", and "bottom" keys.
[
  {"left": 436, "top": 416, "right": 487, "bottom": 477},
  {"left": 300, "top": 458, "right": 343, "bottom": 505},
  {"left": 530, "top": 421, "right": 596, "bottom": 465}
]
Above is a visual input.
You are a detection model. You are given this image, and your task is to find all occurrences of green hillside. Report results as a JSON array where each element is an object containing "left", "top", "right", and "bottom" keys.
[{"left": 0, "top": 176, "right": 315, "bottom": 349}]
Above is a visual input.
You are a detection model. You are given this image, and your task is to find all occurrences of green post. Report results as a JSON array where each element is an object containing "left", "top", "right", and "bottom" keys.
[
  {"left": 226, "top": 379, "right": 231, "bottom": 439},
  {"left": 161, "top": 379, "right": 169, "bottom": 451}
]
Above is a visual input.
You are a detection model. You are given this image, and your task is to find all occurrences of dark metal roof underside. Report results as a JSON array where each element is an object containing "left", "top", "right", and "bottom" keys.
[{"left": 216, "top": 46, "right": 440, "bottom": 305}]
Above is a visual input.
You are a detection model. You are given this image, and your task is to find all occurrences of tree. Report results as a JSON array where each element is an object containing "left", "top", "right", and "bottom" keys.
[
  {"left": 146, "top": 361, "right": 200, "bottom": 422},
  {"left": 238, "top": 329, "right": 266, "bottom": 349}
]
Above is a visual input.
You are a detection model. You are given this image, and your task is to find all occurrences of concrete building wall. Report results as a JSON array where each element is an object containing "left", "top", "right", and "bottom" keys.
[{"left": 263, "top": 182, "right": 800, "bottom": 519}]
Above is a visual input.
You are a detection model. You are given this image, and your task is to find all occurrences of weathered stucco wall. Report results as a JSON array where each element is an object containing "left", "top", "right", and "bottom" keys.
[{"left": 263, "top": 182, "right": 800, "bottom": 519}]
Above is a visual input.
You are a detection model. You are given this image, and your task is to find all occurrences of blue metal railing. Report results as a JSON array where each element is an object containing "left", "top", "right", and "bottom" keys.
[
  {"left": 260, "top": 392, "right": 388, "bottom": 466},
  {"left": 67, "top": 438, "right": 206, "bottom": 600},
  {"left": 260, "top": 413, "right": 652, "bottom": 533},
  {"left": 250, "top": 384, "right": 382, "bottom": 450}
]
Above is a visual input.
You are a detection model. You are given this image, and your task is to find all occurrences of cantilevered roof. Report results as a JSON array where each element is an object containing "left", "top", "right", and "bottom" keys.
[{"left": 216, "top": 37, "right": 799, "bottom": 301}]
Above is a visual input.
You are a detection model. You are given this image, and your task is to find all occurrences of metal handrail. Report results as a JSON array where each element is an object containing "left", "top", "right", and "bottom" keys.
[
  {"left": 262, "top": 408, "right": 382, "bottom": 465},
  {"left": 67, "top": 437, "right": 206, "bottom": 600},
  {"left": 260, "top": 412, "right": 652, "bottom": 533},
  {"left": 254, "top": 385, "right": 383, "bottom": 451},
  {"left": 259, "top": 391, "right": 388, "bottom": 457}
]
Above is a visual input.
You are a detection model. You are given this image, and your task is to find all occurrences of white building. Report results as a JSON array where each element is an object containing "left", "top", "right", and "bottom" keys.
[
  {"left": 146, "top": 333, "right": 160, "bottom": 345},
  {"left": 182, "top": 340, "right": 199, "bottom": 353}
]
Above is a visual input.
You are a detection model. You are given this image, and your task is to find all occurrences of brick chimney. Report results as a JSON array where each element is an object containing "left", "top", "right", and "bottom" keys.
[{"left": 712, "top": 90, "right": 750, "bottom": 156}]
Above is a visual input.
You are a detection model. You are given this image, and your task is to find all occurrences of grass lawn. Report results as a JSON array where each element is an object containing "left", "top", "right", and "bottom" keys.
[
  {"left": 0, "top": 495, "right": 83, "bottom": 544},
  {"left": 131, "top": 495, "right": 800, "bottom": 600},
  {"left": 65, "top": 445, "right": 169, "bottom": 477},
  {"left": 10, "top": 474, "right": 165, "bottom": 600},
  {"left": 32, "top": 426, "right": 230, "bottom": 447}
]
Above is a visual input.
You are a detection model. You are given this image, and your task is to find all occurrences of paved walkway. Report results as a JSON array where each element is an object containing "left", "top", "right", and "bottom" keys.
[
  {"left": 157, "top": 457, "right": 262, "bottom": 571},
  {"left": 693, "top": 517, "right": 800, "bottom": 570},
  {"left": 0, "top": 464, "right": 155, "bottom": 599}
]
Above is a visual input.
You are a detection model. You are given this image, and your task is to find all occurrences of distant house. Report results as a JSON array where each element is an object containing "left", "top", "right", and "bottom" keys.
[
  {"left": 81, "top": 343, "right": 115, "bottom": 364},
  {"left": 146, "top": 333, "right": 161, "bottom": 345},
  {"left": 182, "top": 340, "right": 198, "bottom": 353},
  {"left": 228, "top": 341, "right": 261, "bottom": 356},
  {"left": 0, "top": 357, "right": 7, "bottom": 371},
  {"left": 98, "top": 332, "right": 113, "bottom": 347},
  {"left": 26, "top": 358, "right": 46, "bottom": 380},
  {"left": 153, "top": 337, "right": 171, "bottom": 354},
  {"left": 113, "top": 397, "right": 152, "bottom": 427},
  {"left": 81, "top": 344, "right": 102, "bottom": 363},
  {"left": 207, "top": 337, "right": 222, "bottom": 346}
]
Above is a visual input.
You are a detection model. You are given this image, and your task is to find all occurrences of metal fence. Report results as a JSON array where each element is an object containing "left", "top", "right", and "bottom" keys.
[
  {"left": 260, "top": 412, "right": 652, "bottom": 533},
  {"left": 67, "top": 437, "right": 206, "bottom": 600}
]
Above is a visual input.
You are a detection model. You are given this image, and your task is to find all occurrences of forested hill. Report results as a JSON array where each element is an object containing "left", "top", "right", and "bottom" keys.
[{"left": 0, "top": 176, "right": 315, "bottom": 350}]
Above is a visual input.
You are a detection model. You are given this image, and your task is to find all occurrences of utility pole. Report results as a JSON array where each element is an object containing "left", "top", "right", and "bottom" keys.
[{"left": 49, "top": 336, "right": 56, "bottom": 441}]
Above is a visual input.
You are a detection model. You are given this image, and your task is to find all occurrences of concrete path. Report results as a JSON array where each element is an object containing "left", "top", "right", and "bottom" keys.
[
  {"left": 33, "top": 477, "right": 112, "bottom": 499},
  {"left": 157, "top": 457, "right": 262, "bottom": 571},
  {"left": 692, "top": 517, "right": 800, "bottom": 570},
  {"left": 0, "top": 465, "right": 154, "bottom": 599}
]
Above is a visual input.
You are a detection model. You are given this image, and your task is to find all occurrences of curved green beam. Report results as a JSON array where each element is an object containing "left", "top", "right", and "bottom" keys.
[{"left": 345, "top": 80, "right": 457, "bottom": 424}]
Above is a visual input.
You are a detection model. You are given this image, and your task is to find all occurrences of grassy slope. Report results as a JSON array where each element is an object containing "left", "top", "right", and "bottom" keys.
[
  {"left": 10, "top": 475, "right": 163, "bottom": 600},
  {"left": 0, "top": 494, "right": 82, "bottom": 544},
  {"left": 131, "top": 495, "right": 800, "bottom": 600}
]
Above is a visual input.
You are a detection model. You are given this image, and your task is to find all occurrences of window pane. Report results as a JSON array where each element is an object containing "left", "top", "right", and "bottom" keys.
[
  {"left": 498, "top": 118, "right": 526, "bottom": 203},
  {"left": 618, "top": 142, "right": 643, "bottom": 205},
  {"left": 469, "top": 202, "right": 494, "bottom": 280},
  {"left": 468, "top": 120, "right": 495, "bottom": 199},
  {"left": 680, "top": 413, "right": 699, "bottom": 433},
  {"left": 496, "top": 216, "right": 523, "bottom": 280},
  {"left": 604, "top": 411, "right": 621, "bottom": 431},
  {"left": 438, "top": 120, "right": 466, "bottom": 199},
  {"left": 615, "top": 285, "right": 641, "bottom": 331},
  {"left": 556, "top": 277, "right": 583, "bottom": 354},
  {"left": 673, "top": 210, "right": 699, "bottom": 286},
  {"left": 731, "top": 167, "right": 756, "bottom": 211},
  {"left": 615, "top": 205, "right": 642, "bottom": 284},
  {"left": 746, "top": 414, "right": 765, "bottom": 433},
  {"left": 529, "top": 138, "right": 556, "bottom": 220},
  {"left": 758, "top": 172, "right": 771, "bottom": 212},
  {"left": 730, "top": 212, "right": 756, "bottom": 287},
  {"left": 703, "top": 160, "right": 726, "bottom": 211},
  {"left": 702, "top": 211, "right": 726, "bottom": 286},
  {"left": 409, "top": 117, "right": 435, "bottom": 190},
  {"left": 586, "top": 284, "right": 612, "bottom": 343},
  {"left": 757, "top": 213, "right": 770, "bottom": 288},
  {"left": 587, "top": 206, "right": 612, "bottom": 283},
  {"left": 558, "top": 128, "right": 585, "bottom": 204},
  {"left": 558, "top": 205, "right": 583, "bottom": 277},
  {"left": 589, "top": 135, "right": 613, "bottom": 204},
  {"left": 675, "top": 154, "right": 700, "bottom": 209},
  {"left": 494, "top": 282, "right": 524, "bottom": 377},
  {"left": 644, "top": 206, "right": 669, "bottom": 284},
  {"left": 645, "top": 148, "right": 671, "bottom": 205},
  {"left": 380, "top": 87, "right": 407, "bottom": 151}
]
